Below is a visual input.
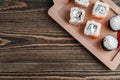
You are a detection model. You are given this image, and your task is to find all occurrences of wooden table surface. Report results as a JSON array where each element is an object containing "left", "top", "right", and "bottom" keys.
[{"left": 0, "top": 0, "right": 120, "bottom": 80}]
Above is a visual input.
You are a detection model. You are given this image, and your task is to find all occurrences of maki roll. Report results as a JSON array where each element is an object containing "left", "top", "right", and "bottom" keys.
[
  {"left": 109, "top": 15, "right": 120, "bottom": 31},
  {"left": 92, "top": 1, "right": 109, "bottom": 18},
  {"left": 84, "top": 20, "right": 101, "bottom": 38},
  {"left": 75, "top": 0, "right": 89, "bottom": 7},
  {"left": 102, "top": 35, "right": 118, "bottom": 51},
  {"left": 69, "top": 7, "right": 85, "bottom": 25}
]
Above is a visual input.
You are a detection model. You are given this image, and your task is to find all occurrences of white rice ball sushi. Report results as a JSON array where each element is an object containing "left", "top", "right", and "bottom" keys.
[
  {"left": 84, "top": 20, "right": 101, "bottom": 38},
  {"left": 69, "top": 7, "right": 85, "bottom": 26},
  {"left": 102, "top": 35, "right": 118, "bottom": 51},
  {"left": 75, "top": 0, "right": 89, "bottom": 7},
  {"left": 109, "top": 15, "right": 120, "bottom": 31},
  {"left": 92, "top": 1, "right": 109, "bottom": 18}
]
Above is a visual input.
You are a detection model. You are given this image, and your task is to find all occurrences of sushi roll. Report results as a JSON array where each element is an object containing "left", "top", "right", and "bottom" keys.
[
  {"left": 108, "top": 15, "right": 120, "bottom": 31},
  {"left": 75, "top": 0, "right": 89, "bottom": 7},
  {"left": 69, "top": 7, "right": 85, "bottom": 26},
  {"left": 84, "top": 20, "right": 101, "bottom": 38},
  {"left": 92, "top": 1, "right": 109, "bottom": 18},
  {"left": 102, "top": 35, "right": 118, "bottom": 51}
]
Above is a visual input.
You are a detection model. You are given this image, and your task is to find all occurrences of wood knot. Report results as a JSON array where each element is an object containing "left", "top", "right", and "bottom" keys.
[
  {"left": 0, "top": 38, "right": 11, "bottom": 46},
  {"left": 0, "top": 0, "right": 27, "bottom": 10}
]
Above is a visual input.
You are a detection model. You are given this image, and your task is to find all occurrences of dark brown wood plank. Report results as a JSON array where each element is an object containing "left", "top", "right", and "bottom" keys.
[{"left": 0, "top": 0, "right": 119, "bottom": 80}]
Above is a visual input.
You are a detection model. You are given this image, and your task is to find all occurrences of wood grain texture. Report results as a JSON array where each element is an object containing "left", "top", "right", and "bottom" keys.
[{"left": 0, "top": 0, "right": 119, "bottom": 80}]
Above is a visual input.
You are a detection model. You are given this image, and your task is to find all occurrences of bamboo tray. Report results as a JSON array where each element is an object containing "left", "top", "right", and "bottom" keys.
[{"left": 48, "top": 0, "right": 120, "bottom": 70}]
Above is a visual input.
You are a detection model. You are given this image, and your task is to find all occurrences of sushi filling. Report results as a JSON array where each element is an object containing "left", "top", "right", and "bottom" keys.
[
  {"left": 109, "top": 15, "right": 120, "bottom": 31},
  {"left": 92, "top": 1, "right": 109, "bottom": 18},
  {"left": 87, "top": 24, "right": 97, "bottom": 34},
  {"left": 84, "top": 20, "right": 101, "bottom": 38},
  {"left": 95, "top": 4, "right": 106, "bottom": 15},
  {"left": 75, "top": 0, "right": 89, "bottom": 7},
  {"left": 102, "top": 35, "right": 118, "bottom": 51},
  {"left": 73, "top": 10, "right": 82, "bottom": 19},
  {"left": 69, "top": 7, "right": 85, "bottom": 25}
]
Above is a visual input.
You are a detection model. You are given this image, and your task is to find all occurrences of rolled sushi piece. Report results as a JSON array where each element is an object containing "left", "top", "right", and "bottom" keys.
[
  {"left": 75, "top": 0, "right": 89, "bottom": 7},
  {"left": 108, "top": 15, "right": 120, "bottom": 31},
  {"left": 92, "top": 1, "right": 109, "bottom": 18},
  {"left": 69, "top": 7, "right": 85, "bottom": 26},
  {"left": 102, "top": 35, "right": 118, "bottom": 51},
  {"left": 84, "top": 20, "right": 101, "bottom": 38}
]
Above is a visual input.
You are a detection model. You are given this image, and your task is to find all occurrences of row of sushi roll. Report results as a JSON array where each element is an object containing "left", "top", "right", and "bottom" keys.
[
  {"left": 105, "top": 15, "right": 120, "bottom": 51},
  {"left": 101, "top": 14, "right": 120, "bottom": 51},
  {"left": 69, "top": 0, "right": 120, "bottom": 51},
  {"left": 69, "top": 0, "right": 109, "bottom": 26}
]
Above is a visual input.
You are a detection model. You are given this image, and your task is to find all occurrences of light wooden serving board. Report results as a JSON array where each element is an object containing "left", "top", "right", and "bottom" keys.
[{"left": 48, "top": 0, "right": 120, "bottom": 70}]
